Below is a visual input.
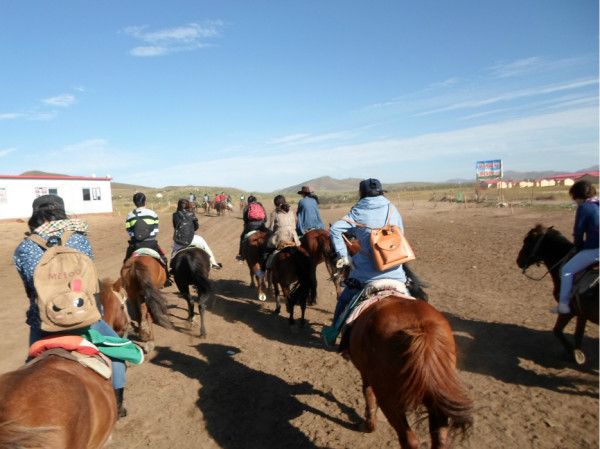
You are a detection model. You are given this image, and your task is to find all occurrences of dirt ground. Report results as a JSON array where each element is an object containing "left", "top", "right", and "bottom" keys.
[{"left": 0, "top": 202, "right": 597, "bottom": 449}]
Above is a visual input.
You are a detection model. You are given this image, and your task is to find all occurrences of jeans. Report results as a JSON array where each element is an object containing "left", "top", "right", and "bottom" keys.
[
  {"left": 29, "top": 320, "right": 126, "bottom": 390},
  {"left": 558, "top": 248, "right": 599, "bottom": 306},
  {"left": 332, "top": 287, "right": 362, "bottom": 328}
]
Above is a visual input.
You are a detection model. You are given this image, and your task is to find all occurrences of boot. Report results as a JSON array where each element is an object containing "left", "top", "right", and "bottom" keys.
[
  {"left": 115, "top": 388, "right": 128, "bottom": 418},
  {"left": 163, "top": 266, "right": 173, "bottom": 287}
]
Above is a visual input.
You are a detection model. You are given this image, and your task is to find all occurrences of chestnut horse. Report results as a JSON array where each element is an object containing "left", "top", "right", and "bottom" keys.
[
  {"left": 99, "top": 277, "right": 131, "bottom": 337},
  {"left": 348, "top": 296, "right": 473, "bottom": 448},
  {"left": 242, "top": 231, "right": 269, "bottom": 301},
  {"left": 269, "top": 245, "right": 317, "bottom": 325},
  {"left": 517, "top": 224, "right": 599, "bottom": 365},
  {"left": 0, "top": 356, "right": 116, "bottom": 448},
  {"left": 300, "top": 229, "right": 339, "bottom": 298},
  {"left": 120, "top": 255, "right": 173, "bottom": 353},
  {"left": 170, "top": 247, "right": 213, "bottom": 337}
]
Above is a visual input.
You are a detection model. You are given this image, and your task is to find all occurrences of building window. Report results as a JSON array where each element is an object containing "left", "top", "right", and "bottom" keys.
[
  {"left": 35, "top": 187, "right": 49, "bottom": 197},
  {"left": 82, "top": 187, "right": 101, "bottom": 201},
  {"left": 0, "top": 188, "right": 6, "bottom": 204},
  {"left": 92, "top": 187, "right": 101, "bottom": 200},
  {"left": 49, "top": 188, "right": 58, "bottom": 195},
  {"left": 82, "top": 188, "right": 91, "bottom": 201}
]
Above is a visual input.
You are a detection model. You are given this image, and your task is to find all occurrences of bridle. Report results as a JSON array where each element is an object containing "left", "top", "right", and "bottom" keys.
[{"left": 521, "top": 227, "right": 570, "bottom": 281}]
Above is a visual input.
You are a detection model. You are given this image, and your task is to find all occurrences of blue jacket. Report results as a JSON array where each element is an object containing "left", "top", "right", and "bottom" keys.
[
  {"left": 574, "top": 199, "right": 599, "bottom": 250},
  {"left": 296, "top": 196, "right": 324, "bottom": 236},
  {"left": 330, "top": 196, "right": 406, "bottom": 283}
]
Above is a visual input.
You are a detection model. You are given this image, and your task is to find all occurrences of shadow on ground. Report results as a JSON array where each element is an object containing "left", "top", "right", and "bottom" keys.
[{"left": 151, "top": 344, "right": 362, "bottom": 449}]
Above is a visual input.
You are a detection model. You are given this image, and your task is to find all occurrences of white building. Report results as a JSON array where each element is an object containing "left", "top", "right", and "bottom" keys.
[{"left": 0, "top": 174, "right": 113, "bottom": 220}]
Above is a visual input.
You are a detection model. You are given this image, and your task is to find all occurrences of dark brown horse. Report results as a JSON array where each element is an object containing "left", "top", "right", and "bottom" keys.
[
  {"left": 348, "top": 296, "right": 473, "bottom": 448},
  {"left": 214, "top": 201, "right": 227, "bottom": 216},
  {"left": 170, "top": 247, "right": 213, "bottom": 337},
  {"left": 120, "top": 255, "right": 173, "bottom": 353},
  {"left": 269, "top": 245, "right": 317, "bottom": 325},
  {"left": 517, "top": 224, "right": 599, "bottom": 365},
  {"left": 242, "top": 231, "right": 269, "bottom": 302},
  {"left": 99, "top": 277, "right": 131, "bottom": 337},
  {"left": 300, "top": 228, "right": 339, "bottom": 297},
  {"left": 0, "top": 356, "right": 116, "bottom": 448}
]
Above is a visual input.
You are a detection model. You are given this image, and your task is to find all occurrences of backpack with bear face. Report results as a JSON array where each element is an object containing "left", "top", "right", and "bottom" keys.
[{"left": 29, "top": 232, "right": 101, "bottom": 332}]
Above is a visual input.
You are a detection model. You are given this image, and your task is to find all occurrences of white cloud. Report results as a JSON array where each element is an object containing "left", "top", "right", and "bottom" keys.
[
  {"left": 488, "top": 55, "right": 594, "bottom": 78},
  {"left": 0, "top": 112, "right": 24, "bottom": 120},
  {"left": 43, "top": 94, "right": 76, "bottom": 107},
  {"left": 267, "top": 131, "right": 356, "bottom": 146},
  {"left": 125, "top": 106, "right": 598, "bottom": 190},
  {"left": 0, "top": 148, "right": 16, "bottom": 157},
  {"left": 123, "top": 22, "right": 223, "bottom": 57}
]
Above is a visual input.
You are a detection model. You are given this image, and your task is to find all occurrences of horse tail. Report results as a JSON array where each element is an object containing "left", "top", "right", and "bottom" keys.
[
  {"left": 395, "top": 320, "right": 473, "bottom": 437},
  {"left": 191, "top": 262, "right": 213, "bottom": 302},
  {"left": 0, "top": 422, "right": 58, "bottom": 448},
  {"left": 288, "top": 247, "right": 318, "bottom": 306},
  {"left": 132, "top": 261, "right": 173, "bottom": 329}
]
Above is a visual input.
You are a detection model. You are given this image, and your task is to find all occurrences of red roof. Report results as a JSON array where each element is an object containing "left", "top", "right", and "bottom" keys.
[
  {"left": 0, "top": 174, "right": 112, "bottom": 181},
  {"left": 549, "top": 171, "right": 599, "bottom": 180}
]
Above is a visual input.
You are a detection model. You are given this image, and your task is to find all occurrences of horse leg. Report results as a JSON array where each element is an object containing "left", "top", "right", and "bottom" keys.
[
  {"left": 427, "top": 406, "right": 450, "bottom": 449},
  {"left": 361, "top": 381, "right": 378, "bottom": 432},
  {"left": 299, "top": 300, "right": 306, "bottom": 327},
  {"left": 139, "top": 303, "right": 155, "bottom": 353},
  {"left": 553, "top": 313, "right": 574, "bottom": 359},
  {"left": 249, "top": 268, "right": 256, "bottom": 288},
  {"left": 182, "top": 286, "right": 194, "bottom": 322},
  {"left": 198, "top": 300, "right": 207, "bottom": 338},
  {"left": 573, "top": 316, "right": 587, "bottom": 365},
  {"left": 273, "top": 282, "right": 281, "bottom": 314}
]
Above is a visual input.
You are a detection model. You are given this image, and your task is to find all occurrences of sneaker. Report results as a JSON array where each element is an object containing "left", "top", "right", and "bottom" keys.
[
  {"left": 550, "top": 303, "right": 571, "bottom": 314},
  {"left": 211, "top": 263, "right": 223, "bottom": 270},
  {"left": 321, "top": 326, "right": 338, "bottom": 348}
]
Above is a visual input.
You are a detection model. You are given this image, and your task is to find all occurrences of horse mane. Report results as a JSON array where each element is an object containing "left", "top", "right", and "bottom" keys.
[{"left": 0, "top": 422, "right": 59, "bottom": 448}]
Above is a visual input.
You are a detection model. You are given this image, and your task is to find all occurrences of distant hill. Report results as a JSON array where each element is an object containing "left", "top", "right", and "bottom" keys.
[
  {"left": 20, "top": 170, "right": 71, "bottom": 177},
  {"left": 277, "top": 176, "right": 363, "bottom": 193}
]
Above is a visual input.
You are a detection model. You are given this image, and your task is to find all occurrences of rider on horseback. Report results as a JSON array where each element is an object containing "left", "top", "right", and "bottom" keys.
[
  {"left": 296, "top": 186, "right": 325, "bottom": 238},
  {"left": 322, "top": 179, "right": 408, "bottom": 348},
  {"left": 13, "top": 194, "right": 128, "bottom": 417},
  {"left": 263, "top": 195, "right": 301, "bottom": 267},
  {"left": 236, "top": 195, "right": 267, "bottom": 261},
  {"left": 124, "top": 192, "right": 172, "bottom": 286},
  {"left": 552, "top": 180, "right": 599, "bottom": 314}
]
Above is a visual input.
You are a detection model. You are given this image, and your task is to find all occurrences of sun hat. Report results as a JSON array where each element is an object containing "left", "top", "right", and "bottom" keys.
[
  {"left": 359, "top": 178, "right": 386, "bottom": 197},
  {"left": 297, "top": 186, "right": 313, "bottom": 195}
]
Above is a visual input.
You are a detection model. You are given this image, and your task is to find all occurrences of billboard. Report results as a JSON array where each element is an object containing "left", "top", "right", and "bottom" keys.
[{"left": 476, "top": 160, "right": 502, "bottom": 180}]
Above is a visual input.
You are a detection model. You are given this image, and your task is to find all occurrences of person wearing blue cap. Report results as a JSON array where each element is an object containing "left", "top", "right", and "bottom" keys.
[{"left": 322, "top": 178, "right": 408, "bottom": 348}]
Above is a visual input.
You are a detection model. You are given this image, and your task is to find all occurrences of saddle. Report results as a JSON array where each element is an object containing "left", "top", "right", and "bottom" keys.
[
  {"left": 27, "top": 341, "right": 112, "bottom": 380},
  {"left": 573, "top": 264, "right": 599, "bottom": 297},
  {"left": 132, "top": 248, "right": 164, "bottom": 265},
  {"left": 345, "top": 279, "right": 414, "bottom": 326},
  {"left": 265, "top": 242, "right": 297, "bottom": 269}
]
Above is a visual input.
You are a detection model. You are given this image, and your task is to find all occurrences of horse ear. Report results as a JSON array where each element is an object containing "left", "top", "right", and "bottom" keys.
[{"left": 548, "top": 226, "right": 554, "bottom": 230}]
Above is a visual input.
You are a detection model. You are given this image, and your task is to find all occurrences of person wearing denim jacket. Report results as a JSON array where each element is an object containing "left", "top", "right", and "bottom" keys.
[
  {"left": 322, "top": 179, "right": 407, "bottom": 346},
  {"left": 13, "top": 194, "right": 128, "bottom": 417}
]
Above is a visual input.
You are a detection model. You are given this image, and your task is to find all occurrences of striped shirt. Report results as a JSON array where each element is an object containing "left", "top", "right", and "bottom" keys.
[{"left": 125, "top": 207, "right": 160, "bottom": 240}]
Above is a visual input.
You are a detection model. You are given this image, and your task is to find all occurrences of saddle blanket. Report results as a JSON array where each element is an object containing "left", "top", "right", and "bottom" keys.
[
  {"left": 345, "top": 280, "right": 414, "bottom": 326},
  {"left": 132, "top": 247, "right": 163, "bottom": 262}
]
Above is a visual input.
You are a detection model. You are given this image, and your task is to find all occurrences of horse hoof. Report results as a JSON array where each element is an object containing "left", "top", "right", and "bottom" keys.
[
  {"left": 141, "top": 341, "right": 155, "bottom": 354},
  {"left": 258, "top": 293, "right": 267, "bottom": 302},
  {"left": 200, "top": 332, "right": 207, "bottom": 339},
  {"left": 574, "top": 349, "right": 586, "bottom": 365},
  {"left": 273, "top": 306, "right": 281, "bottom": 315}
]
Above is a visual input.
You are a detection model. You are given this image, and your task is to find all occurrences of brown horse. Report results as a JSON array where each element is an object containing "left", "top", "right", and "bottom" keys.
[
  {"left": 99, "top": 277, "right": 131, "bottom": 337},
  {"left": 300, "top": 228, "right": 341, "bottom": 298},
  {"left": 269, "top": 245, "right": 317, "bottom": 325},
  {"left": 517, "top": 224, "right": 599, "bottom": 365},
  {"left": 120, "top": 255, "right": 173, "bottom": 352},
  {"left": 214, "top": 201, "right": 227, "bottom": 216},
  {"left": 348, "top": 296, "right": 473, "bottom": 448},
  {"left": 242, "top": 231, "right": 269, "bottom": 302},
  {"left": 0, "top": 356, "right": 116, "bottom": 448}
]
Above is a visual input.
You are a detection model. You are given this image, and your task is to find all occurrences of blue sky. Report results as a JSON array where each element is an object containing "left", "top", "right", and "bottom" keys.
[{"left": 0, "top": 0, "right": 598, "bottom": 191}]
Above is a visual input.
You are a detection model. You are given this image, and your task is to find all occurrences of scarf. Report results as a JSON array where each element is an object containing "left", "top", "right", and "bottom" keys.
[{"left": 34, "top": 218, "right": 89, "bottom": 238}]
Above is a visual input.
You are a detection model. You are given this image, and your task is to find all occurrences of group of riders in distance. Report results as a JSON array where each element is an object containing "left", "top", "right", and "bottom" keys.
[
  {"left": 187, "top": 191, "right": 242, "bottom": 215},
  {"left": 1, "top": 177, "right": 598, "bottom": 449}
]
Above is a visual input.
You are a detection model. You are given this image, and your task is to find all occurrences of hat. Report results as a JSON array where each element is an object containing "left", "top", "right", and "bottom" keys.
[
  {"left": 359, "top": 178, "right": 386, "bottom": 197},
  {"left": 32, "top": 194, "right": 65, "bottom": 212},
  {"left": 297, "top": 186, "right": 313, "bottom": 195}
]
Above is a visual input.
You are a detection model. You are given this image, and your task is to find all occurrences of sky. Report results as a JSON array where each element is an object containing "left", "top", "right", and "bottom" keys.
[{"left": 0, "top": 0, "right": 598, "bottom": 191}]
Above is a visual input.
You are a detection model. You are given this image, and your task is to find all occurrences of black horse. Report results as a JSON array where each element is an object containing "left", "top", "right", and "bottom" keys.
[
  {"left": 170, "top": 247, "right": 213, "bottom": 337},
  {"left": 517, "top": 224, "right": 599, "bottom": 365},
  {"left": 268, "top": 246, "right": 317, "bottom": 326}
]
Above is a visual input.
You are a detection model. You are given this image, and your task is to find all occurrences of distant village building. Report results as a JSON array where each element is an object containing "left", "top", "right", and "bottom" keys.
[
  {"left": 480, "top": 171, "right": 599, "bottom": 190},
  {"left": 0, "top": 174, "right": 113, "bottom": 220}
]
